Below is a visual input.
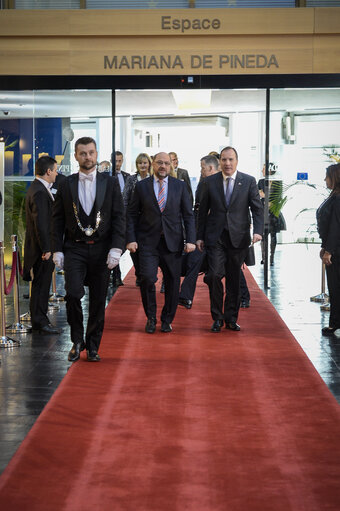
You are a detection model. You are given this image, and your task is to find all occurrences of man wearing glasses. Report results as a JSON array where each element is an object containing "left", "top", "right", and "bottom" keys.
[{"left": 126, "top": 152, "right": 196, "bottom": 334}]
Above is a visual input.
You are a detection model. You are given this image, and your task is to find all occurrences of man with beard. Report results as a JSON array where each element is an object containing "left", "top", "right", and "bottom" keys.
[{"left": 52, "top": 137, "right": 125, "bottom": 362}]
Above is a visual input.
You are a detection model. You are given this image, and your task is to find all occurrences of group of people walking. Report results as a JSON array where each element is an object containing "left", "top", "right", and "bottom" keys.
[{"left": 23, "top": 136, "right": 340, "bottom": 364}]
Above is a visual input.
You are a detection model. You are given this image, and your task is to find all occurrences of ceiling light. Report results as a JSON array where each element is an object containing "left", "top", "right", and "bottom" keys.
[{"left": 172, "top": 90, "right": 211, "bottom": 111}]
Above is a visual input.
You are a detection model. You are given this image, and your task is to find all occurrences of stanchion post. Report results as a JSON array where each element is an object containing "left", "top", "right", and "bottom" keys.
[
  {"left": 6, "top": 235, "right": 32, "bottom": 334},
  {"left": 0, "top": 241, "right": 20, "bottom": 348},
  {"left": 310, "top": 262, "right": 329, "bottom": 303},
  {"left": 20, "top": 281, "right": 31, "bottom": 322},
  {"left": 49, "top": 268, "right": 64, "bottom": 303}
]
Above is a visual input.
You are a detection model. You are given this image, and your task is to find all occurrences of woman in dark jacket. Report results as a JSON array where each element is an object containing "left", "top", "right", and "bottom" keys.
[
  {"left": 316, "top": 163, "right": 340, "bottom": 335},
  {"left": 123, "top": 153, "right": 152, "bottom": 208}
]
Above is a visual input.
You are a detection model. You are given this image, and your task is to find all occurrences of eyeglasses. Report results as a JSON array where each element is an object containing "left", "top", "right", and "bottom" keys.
[{"left": 154, "top": 160, "right": 171, "bottom": 166}]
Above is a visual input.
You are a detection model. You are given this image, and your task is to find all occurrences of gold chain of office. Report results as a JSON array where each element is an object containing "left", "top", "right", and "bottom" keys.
[{"left": 72, "top": 202, "right": 101, "bottom": 237}]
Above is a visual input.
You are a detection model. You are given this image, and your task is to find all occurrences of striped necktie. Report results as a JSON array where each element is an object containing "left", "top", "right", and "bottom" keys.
[{"left": 158, "top": 180, "right": 166, "bottom": 212}]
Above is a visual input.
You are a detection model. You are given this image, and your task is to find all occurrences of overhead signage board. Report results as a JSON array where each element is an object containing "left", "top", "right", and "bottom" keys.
[{"left": 0, "top": 8, "right": 339, "bottom": 76}]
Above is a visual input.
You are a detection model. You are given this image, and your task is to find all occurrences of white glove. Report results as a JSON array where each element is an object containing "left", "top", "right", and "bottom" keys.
[
  {"left": 107, "top": 248, "right": 122, "bottom": 270},
  {"left": 53, "top": 252, "right": 64, "bottom": 270}
]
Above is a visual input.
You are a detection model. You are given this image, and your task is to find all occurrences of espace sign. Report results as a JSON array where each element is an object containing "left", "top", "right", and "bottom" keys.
[{"left": 161, "top": 15, "right": 221, "bottom": 33}]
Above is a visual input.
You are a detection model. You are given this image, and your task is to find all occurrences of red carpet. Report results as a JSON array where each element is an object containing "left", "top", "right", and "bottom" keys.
[{"left": 1, "top": 269, "right": 340, "bottom": 510}]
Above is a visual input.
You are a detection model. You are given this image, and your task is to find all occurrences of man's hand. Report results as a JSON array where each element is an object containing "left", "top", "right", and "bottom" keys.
[
  {"left": 184, "top": 243, "right": 196, "bottom": 254},
  {"left": 196, "top": 240, "right": 205, "bottom": 252},
  {"left": 107, "top": 248, "right": 122, "bottom": 270},
  {"left": 322, "top": 250, "right": 332, "bottom": 266},
  {"left": 53, "top": 252, "right": 64, "bottom": 270},
  {"left": 252, "top": 234, "right": 262, "bottom": 244},
  {"left": 42, "top": 252, "right": 51, "bottom": 261},
  {"left": 126, "top": 242, "right": 138, "bottom": 253}
]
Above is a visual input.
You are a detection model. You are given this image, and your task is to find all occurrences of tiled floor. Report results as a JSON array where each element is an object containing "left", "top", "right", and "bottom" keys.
[
  {"left": 0, "top": 243, "right": 339, "bottom": 474},
  {"left": 250, "top": 242, "right": 340, "bottom": 402}
]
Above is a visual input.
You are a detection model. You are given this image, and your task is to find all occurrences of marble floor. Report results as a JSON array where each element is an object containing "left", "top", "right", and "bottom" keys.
[{"left": 0, "top": 243, "right": 339, "bottom": 474}]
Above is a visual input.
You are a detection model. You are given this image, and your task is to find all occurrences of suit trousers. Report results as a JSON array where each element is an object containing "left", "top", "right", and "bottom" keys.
[
  {"left": 326, "top": 253, "right": 340, "bottom": 328},
  {"left": 64, "top": 240, "right": 110, "bottom": 352},
  {"left": 179, "top": 248, "right": 205, "bottom": 302},
  {"left": 30, "top": 257, "right": 54, "bottom": 329},
  {"left": 240, "top": 269, "right": 250, "bottom": 301},
  {"left": 130, "top": 249, "right": 141, "bottom": 280},
  {"left": 204, "top": 230, "right": 248, "bottom": 323},
  {"left": 139, "top": 237, "right": 182, "bottom": 324}
]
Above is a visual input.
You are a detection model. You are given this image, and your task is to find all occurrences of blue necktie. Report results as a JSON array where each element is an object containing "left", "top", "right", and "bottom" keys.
[{"left": 225, "top": 177, "right": 232, "bottom": 206}]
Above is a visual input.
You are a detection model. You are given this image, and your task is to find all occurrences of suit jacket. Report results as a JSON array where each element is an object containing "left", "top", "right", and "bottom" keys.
[
  {"left": 52, "top": 171, "right": 126, "bottom": 252},
  {"left": 176, "top": 167, "right": 193, "bottom": 205},
  {"left": 23, "top": 179, "right": 54, "bottom": 280},
  {"left": 317, "top": 194, "right": 340, "bottom": 254},
  {"left": 197, "top": 171, "right": 264, "bottom": 249},
  {"left": 122, "top": 173, "right": 139, "bottom": 208},
  {"left": 126, "top": 175, "right": 196, "bottom": 253},
  {"left": 112, "top": 169, "right": 130, "bottom": 181}
]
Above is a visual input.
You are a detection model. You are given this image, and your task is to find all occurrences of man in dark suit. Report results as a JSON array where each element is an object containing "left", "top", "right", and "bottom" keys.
[
  {"left": 126, "top": 152, "right": 196, "bottom": 333},
  {"left": 112, "top": 150, "right": 130, "bottom": 190},
  {"left": 179, "top": 154, "right": 220, "bottom": 309},
  {"left": 169, "top": 151, "right": 193, "bottom": 206},
  {"left": 197, "top": 146, "right": 263, "bottom": 332},
  {"left": 52, "top": 137, "right": 125, "bottom": 362},
  {"left": 110, "top": 150, "right": 129, "bottom": 287},
  {"left": 23, "top": 156, "right": 61, "bottom": 334}
]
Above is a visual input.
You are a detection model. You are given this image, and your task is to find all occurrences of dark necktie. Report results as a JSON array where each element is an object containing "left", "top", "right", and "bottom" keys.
[{"left": 225, "top": 177, "right": 232, "bottom": 206}]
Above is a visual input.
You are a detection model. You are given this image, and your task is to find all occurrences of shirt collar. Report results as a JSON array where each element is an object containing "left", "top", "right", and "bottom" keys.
[
  {"left": 36, "top": 176, "right": 52, "bottom": 190},
  {"left": 79, "top": 169, "right": 97, "bottom": 181},
  {"left": 155, "top": 176, "right": 169, "bottom": 184},
  {"left": 137, "top": 173, "right": 149, "bottom": 181},
  {"left": 222, "top": 170, "right": 237, "bottom": 181}
]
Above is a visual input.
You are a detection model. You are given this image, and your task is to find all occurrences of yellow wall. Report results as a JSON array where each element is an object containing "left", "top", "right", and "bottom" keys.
[{"left": 0, "top": 7, "right": 339, "bottom": 76}]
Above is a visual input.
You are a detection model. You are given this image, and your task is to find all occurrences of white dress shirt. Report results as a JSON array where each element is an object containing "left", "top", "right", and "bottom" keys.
[
  {"left": 116, "top": 171, "right": 125, "bottom": 193},
  {"left": 78, "top": 169, "right": 97, "bottom": 216}
]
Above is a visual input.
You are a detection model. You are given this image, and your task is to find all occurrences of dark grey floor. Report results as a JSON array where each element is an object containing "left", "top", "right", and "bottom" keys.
[
  {"left": 0, "top": 243, "right": 339, "bottom": 475},
  {"left": 250, "top": 243, "right": 340, "bottom": 403}
]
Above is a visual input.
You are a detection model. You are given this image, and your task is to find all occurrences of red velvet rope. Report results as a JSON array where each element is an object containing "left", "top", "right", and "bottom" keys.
[{"left": 4, "top": 251, "right": 17, "bottom": 296}]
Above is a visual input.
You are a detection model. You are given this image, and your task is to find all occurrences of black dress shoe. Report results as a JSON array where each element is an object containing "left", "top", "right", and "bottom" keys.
[
  {"left": 145, "top": 317, "right": 157, "bottom": 334},
  {"left": 68, "top": 342, "right": 86, "bottom": 362},
  {"left": 240, "top": 300, "right": 250, "bottom": 308},
  {"left": 87, "top": 350, "right": 101, "bottom": 362},
  {"left": 178, "top": 298, "right": 192, "bottom": 309},
  {"left": 322, "top": 326, "right": 339, "bottom": 336},
  {"left": 161, "top": 321, "right": 172, "bottom": 333},
  {"left": 225, "top": 321, "right": 241, "bottom": 331},
  {"left": 211, "top": 320, "right": 224, "bottom": 332},
  {"left": 37, "top": 324, "right": 62, "bottom": 335}
]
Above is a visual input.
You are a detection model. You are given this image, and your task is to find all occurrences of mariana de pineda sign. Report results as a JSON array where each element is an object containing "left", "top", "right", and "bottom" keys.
[
  {"left": 104, "top": 54, "right": 279, "bottom": 71},
  {"left": 103, "top": 14, "right": 280, "bottom": 73}
]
